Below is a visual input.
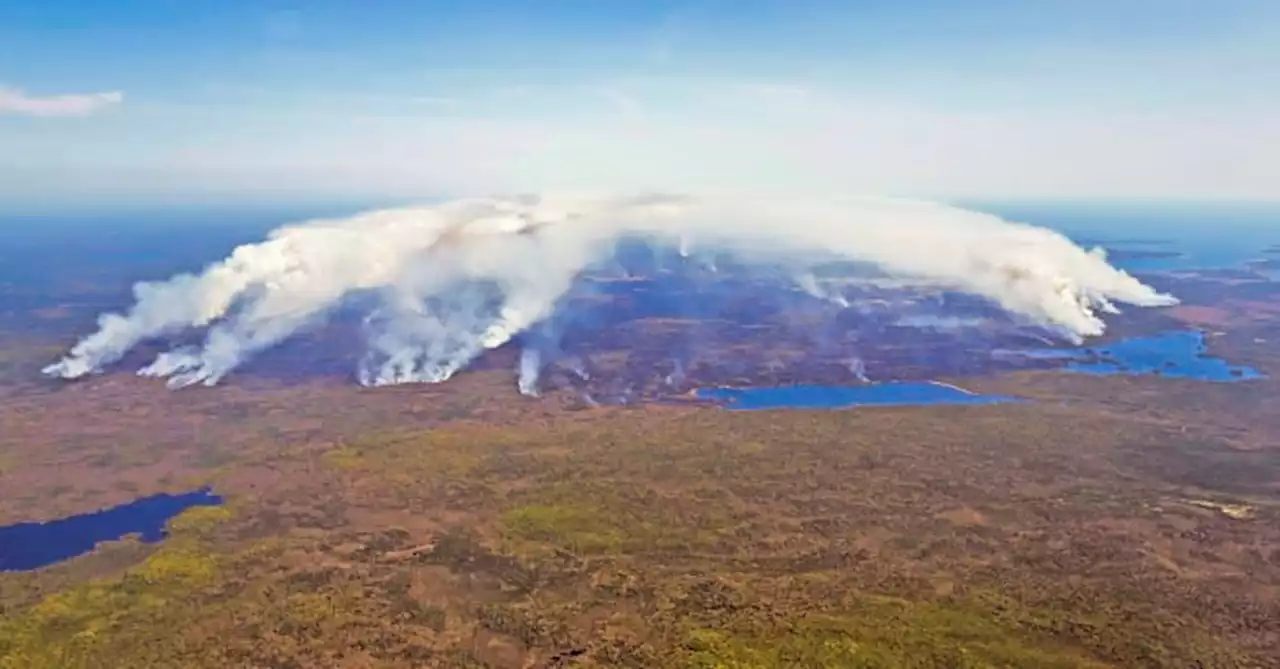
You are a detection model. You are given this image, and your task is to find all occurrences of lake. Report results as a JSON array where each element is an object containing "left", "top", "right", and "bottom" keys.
[
  {"left": 698, "top": 330, "right": 1262, "bottom": 411},
  {"left": 698, "top": 381, "right": 1016, "bottom": 411},
  {"left": 0, "top": 488, "right": 224, "bottom": 572},
  {"left": 1059, "top": 330, "right": 1263, "bottom": 381}
]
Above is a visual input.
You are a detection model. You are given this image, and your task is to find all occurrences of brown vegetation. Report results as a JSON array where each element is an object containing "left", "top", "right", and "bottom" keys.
[{"left": 1, "top": 272, "right": 1279, "bottom": 667}]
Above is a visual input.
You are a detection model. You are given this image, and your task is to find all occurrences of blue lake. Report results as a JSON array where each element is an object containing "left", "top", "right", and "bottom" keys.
[
  {"left": 1050, "top": 330, "right": 1263, "bottom": 381},
  {"left": 0, "top": 488, "right": 224, "bottom": 572},
  {"left": 698, "top": 381, "right": 1016, "bottom": 411},
  {"left": 698, "top": 331, "right": 1262, "bottom": 411}
]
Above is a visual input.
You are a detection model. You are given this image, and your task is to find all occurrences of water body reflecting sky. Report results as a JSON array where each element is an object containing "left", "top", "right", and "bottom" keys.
[{"left": 0, "top": 489, "right": 223, "bottom": 572}]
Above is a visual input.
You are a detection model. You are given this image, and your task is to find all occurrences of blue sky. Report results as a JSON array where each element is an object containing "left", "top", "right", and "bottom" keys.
[{"left": 2, "top": 0, "right": 1278, "bottom": 208}]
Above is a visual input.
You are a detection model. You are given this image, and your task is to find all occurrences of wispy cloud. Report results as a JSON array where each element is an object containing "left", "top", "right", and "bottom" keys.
[
  {"left": 598, "top": 87, "right": 643, "bottom": 116},
  {"left": 491, "top": 85, "right": 535, "bottom": 100},
  {"left": 0, "top": 87, "right": 124, "bottom": 117},
  {"left": 410, "top": 95, "right": 462, "bottom": 108},
  {"left": 730, "top": 82, "right": 814, "bottom": 103}
]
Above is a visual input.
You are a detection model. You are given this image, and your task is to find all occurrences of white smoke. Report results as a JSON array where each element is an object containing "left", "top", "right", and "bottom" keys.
[
  {"left": 847, "top": 357, "right": 869, "bottom": 382},
  {"left": 517, "top": 346, "right": 542, "bottom": 396},
  {"left": 796, "top": 272, "right": 851, "bottom": 308},
  {"left": 43, "top": 192, "right": 1177, "bottom": 389}
]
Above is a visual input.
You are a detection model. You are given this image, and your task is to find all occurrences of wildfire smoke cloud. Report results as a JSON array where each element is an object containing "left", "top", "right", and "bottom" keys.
[{"left": 43, "top": 193, "right": 1176, "bottom": 390}]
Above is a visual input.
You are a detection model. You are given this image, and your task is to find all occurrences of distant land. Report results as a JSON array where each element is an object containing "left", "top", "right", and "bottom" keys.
[
  {"left": 1075, "top": 238, "right": 1178, "bottom": 247},
  {"left": 1101, "top": 248, "right": 1186, "bottom": 262}
]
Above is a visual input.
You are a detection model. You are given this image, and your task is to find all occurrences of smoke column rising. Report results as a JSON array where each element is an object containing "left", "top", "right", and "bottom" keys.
[
  {"left": 43, "top": 193, "right": 1177, "bottom": 389},
  {"left": 517, "top": 347, "right": 542, "bottom": 396}
]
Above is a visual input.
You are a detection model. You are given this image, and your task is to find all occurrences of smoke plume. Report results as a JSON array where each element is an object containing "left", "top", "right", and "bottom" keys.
[{"left": 43, "top": 193, "right": 1177, "bottom": 389}]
